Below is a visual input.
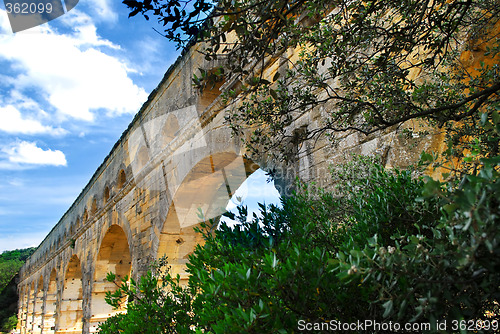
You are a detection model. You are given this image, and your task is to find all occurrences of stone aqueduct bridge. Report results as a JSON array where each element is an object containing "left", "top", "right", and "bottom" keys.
[{"left": 16, "top": 39, "right": 444, "bottom": 333}]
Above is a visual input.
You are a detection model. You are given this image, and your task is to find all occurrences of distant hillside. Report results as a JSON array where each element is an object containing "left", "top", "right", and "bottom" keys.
[{"left": 0, "top": 247, "right": 36, "bottom": 333}]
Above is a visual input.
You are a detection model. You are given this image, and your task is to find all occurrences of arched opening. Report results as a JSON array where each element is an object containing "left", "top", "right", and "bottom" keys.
[
  {"left": 43, "top": 269, "right": 57, "bottom": 334},
  {"left": 33, "top": 275, "right": 44, "bottom": 333},
  {"left": 136, "top": 145, "right": 150, "bottom": 169},
  {"left": 161, "top": 114, "right": 180, "bottom": 146},
  {"left": 220, "top": 168, "right": 282, "bottom": 227},
  {"left": 196, "top": 67, "right": 226, "bottom": 111},
  {"left": 82, "top": 209, "right": 88, "bottom": 225},
  {"left": 157, "top": 152, "right": 259, "bottom": 283},
  {"left": 90, "top": 225, "right": 131, "bottom": 332},
  {"left": 103, "top": 186, "right": 110, "bottom": 204},
  {"left": 117, "top": 169, "right": 126, "bottom": 190},
  {"left": 59, "top": 255, "right": 83, "bottom": 333},
  {"left": 90, "top": 197, "right": 98, "bottom": 216}
]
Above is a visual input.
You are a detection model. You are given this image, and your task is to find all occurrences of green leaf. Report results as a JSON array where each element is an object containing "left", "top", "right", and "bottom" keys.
[
  {"left": 480, "top": 112, "right": 488, "bottom": 125},
  {"left": 272, "top": 71, "right": 281, "bottom": 82},
  {"left": 382, "top": 299, "right": 393, "bottom": 318},
  {"left": 420, "top": 151, "right": 434, "bottom": 163},
  {"left": 106, "top": 272, "right": 116, "bottom": 282},
  {"left": 270, "top": 89, "right": 278, "bottom": 100}
]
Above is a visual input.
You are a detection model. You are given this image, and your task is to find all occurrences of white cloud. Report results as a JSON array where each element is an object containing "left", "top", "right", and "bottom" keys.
[
  {"left": 221, "top": 169, "right": 281, "bottom": 227},
  {"left": 0, "top": 231, "right": 46, "bottom": 252},
  {"left": 58, "top": 10, "right": 120, "bottom": 48},
  {"left": 85, "top": 0, "right": 118, "bottom": 23},
  {"left": 0, "top": 9, "right": 147, "bottom": 121},
  {"left": 0, "top": 105, "right": 67, "bottom": 135},
  {"left": 2, "top": 141, "right": 67, "bottom": 166},
  {"left": 7, "top": 178, "right": 24, "bottom": 187},
  {"left": 0, "top": 8, "right": 11, "bottom": 33},
  {"left": 5, "top": 90, "right": 41, "bottom": 111}
]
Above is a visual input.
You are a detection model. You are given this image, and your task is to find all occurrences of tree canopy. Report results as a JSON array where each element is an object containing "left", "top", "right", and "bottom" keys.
[{"left": 124, "top": 0, "right": 500, "bottom": 163}]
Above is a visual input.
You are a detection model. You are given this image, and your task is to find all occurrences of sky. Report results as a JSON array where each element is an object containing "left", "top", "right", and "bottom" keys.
[{"left": 0, "top": 1, "right": 280, "bottom": 253}]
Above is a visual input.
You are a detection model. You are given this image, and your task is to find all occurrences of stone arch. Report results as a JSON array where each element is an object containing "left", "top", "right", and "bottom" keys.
[
  {"left": 43, "top": 268, "right": 57, "bottom": 334},
  {"left": 117, "top": 169, "right": 126, "bottom": 190},
  {"left": 103, "top": 186, "right": 110, "bottom": 205},
  {"left": 90, "top": 197, "right": 98, "bottom": 217},
  {"left": 59, "top": 255, "right": 83, "bottom": 333},
  {"left": 33, "top": 275, "right": 44, "bottom": 333},
  {"left": 156, "top": 152, "right": 259, "bottom": 283},
  {"left": 90, "top": 224, "right": 132, "bottom": 332},
  {"left": 162, "top": 113, "right": 180, "bottom": 146},
  {"left": 196, "top": 67, "right": 226, "bottom": 111},
  {"left": 136, "top": 145, "right": 150, "bottom": 170},
  {"left": 82, "top": 209, "right": 88, "bottom": 225}
]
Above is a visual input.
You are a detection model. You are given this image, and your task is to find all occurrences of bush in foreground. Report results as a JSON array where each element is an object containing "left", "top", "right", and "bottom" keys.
[{"left": 100, "top": 154, "right": 499, "bottom": 333}]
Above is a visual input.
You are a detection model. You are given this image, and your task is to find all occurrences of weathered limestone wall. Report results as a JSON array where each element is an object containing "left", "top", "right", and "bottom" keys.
[{"left": 15, "top": 29, "right": 446, "bottom": 334}]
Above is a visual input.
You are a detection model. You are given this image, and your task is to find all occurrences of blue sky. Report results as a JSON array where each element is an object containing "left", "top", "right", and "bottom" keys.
[{"left": 0, "top": 1, "right": 280, "bottom": 253}]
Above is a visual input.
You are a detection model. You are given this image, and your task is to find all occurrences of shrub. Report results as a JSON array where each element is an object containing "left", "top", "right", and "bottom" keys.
[
  {"left": 0, "top": 314, "right": 17, "bottom": 333},
  {"left": 100, "top": 155, "right": 499, "bottom": 333},
  {"left": 99, "top": 257, "right": 196, "bottom": 334}
]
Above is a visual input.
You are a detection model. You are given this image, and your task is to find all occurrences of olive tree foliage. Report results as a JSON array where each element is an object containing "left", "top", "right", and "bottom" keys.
[{"left": 124, "top": 0, "right": 499, "bottom": 162}]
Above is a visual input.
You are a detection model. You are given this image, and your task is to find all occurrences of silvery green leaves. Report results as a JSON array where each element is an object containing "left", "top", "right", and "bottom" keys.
[
  {"left": 122, "top": 0, "right": 214, "bottom": 45},
  {"left": 4, "top": 0, "right": 79, "bottom": 32}
]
